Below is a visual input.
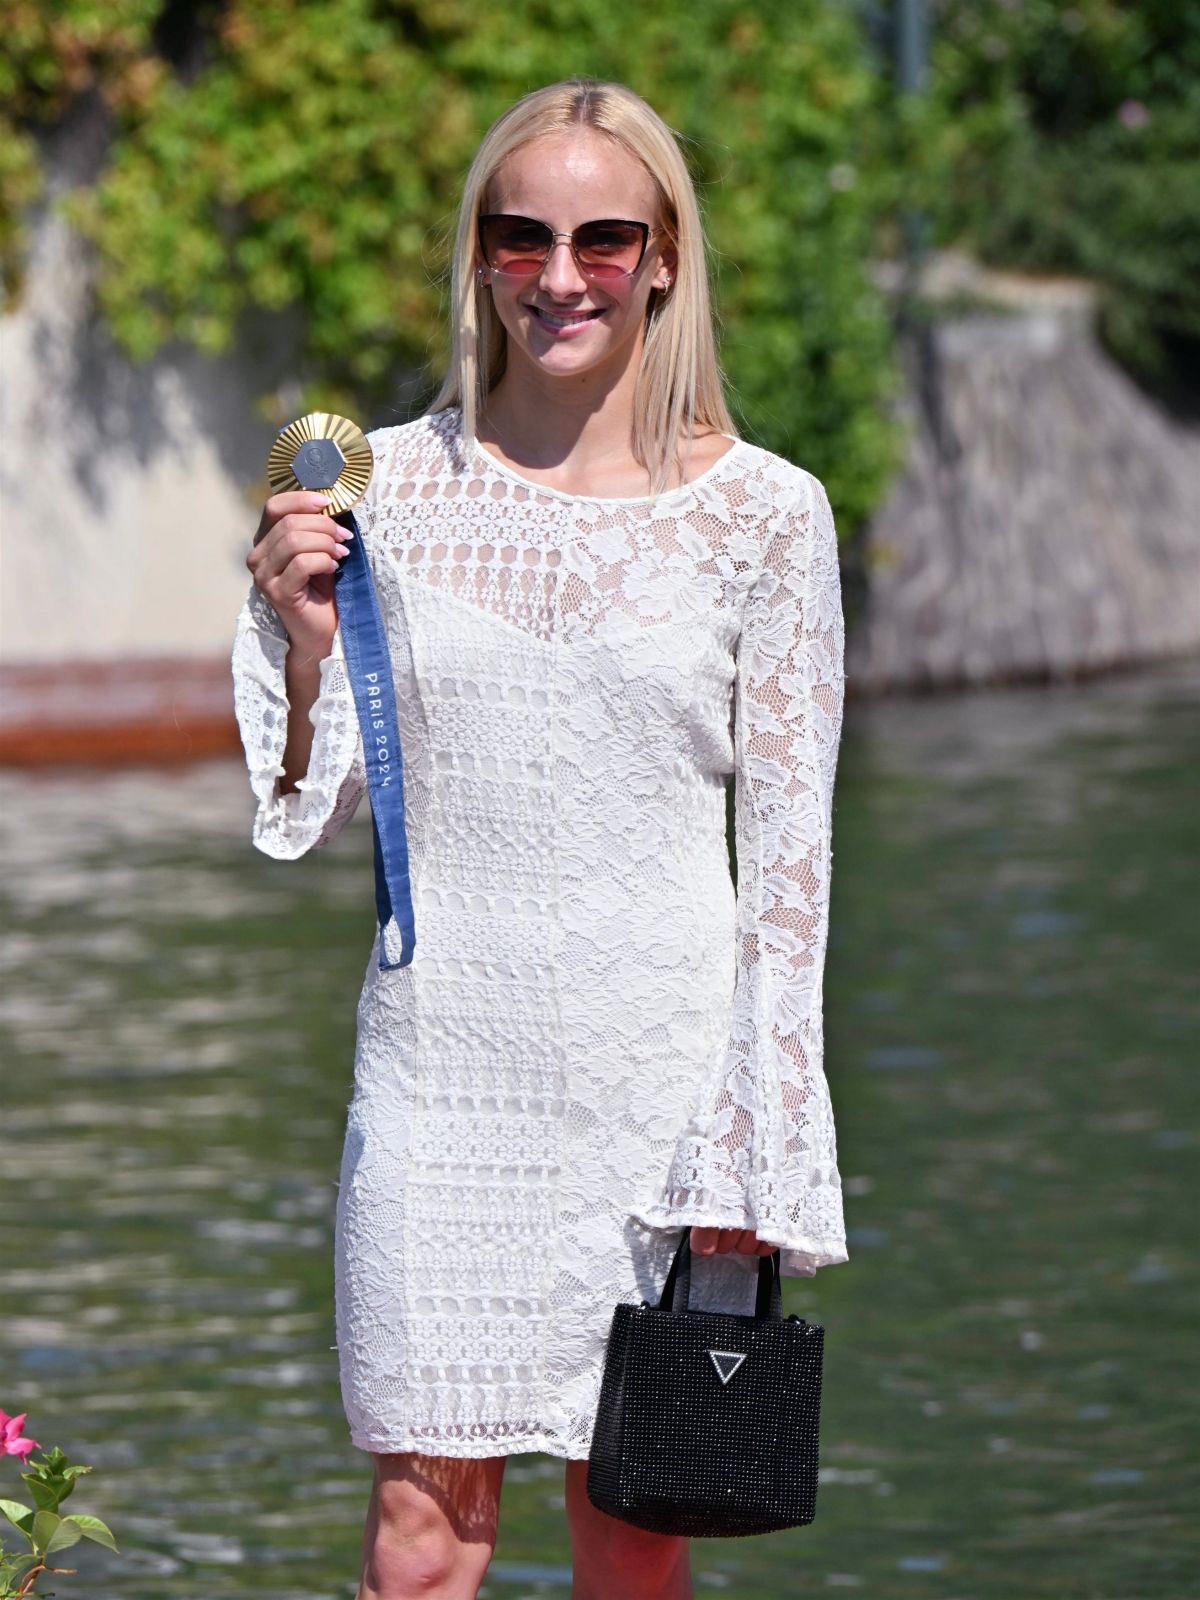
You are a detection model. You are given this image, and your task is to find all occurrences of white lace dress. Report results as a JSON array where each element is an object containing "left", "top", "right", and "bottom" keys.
[{"left": 231, "top": 405, "right": 849, "bottom": 1460}]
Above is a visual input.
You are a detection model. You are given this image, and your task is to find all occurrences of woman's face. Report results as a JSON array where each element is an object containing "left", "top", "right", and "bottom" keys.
[{"left": 477, "top": 129, "right": 675, "bottom": 387}]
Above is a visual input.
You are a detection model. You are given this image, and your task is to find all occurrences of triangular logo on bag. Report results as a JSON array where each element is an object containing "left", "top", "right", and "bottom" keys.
[{"left": 707, "top": 1349, "right": 747, "bottom": 1385}]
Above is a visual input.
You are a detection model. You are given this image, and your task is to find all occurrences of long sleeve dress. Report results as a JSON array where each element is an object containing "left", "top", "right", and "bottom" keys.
[{"left": 230, "top": 404, "right": 849, "bottom": 1460}]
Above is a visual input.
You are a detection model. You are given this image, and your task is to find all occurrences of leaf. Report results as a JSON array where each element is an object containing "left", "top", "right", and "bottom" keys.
[
  {"left": 26, "top": 1479, "right": 62, "bottom": 1513},
  {"left": 30, "top": 1508, "right": 59, "bottom": 1555},
  {"left": 0, "top": 1504, "right": 32, "bottom": 1540},
  {"left": 63, "top": 1514, "right": 119, "bottom": 1553},
  {"left": 45, "top": 1517, "right": 84, "bottom": 1554}
]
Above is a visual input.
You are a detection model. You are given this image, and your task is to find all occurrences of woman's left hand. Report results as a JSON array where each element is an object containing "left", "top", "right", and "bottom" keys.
[{"left": 690, "top": 1226, "right": 778, "bottom": 1257}]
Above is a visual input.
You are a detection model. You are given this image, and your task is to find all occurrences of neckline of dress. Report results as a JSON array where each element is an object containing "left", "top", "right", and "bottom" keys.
[{"left": 450, "top": 408, "right": 747, "bottom": 505}]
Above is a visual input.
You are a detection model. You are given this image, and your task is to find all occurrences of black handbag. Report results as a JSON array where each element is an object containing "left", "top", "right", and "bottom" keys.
[{"left": 586, "top": 1231, "right": 824, "bottom": 1538}]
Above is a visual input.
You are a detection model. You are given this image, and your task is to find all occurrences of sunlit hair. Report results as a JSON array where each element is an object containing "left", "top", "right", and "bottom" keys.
[{"left": 426, "top": 77, "right": 737, "bottom": 498}]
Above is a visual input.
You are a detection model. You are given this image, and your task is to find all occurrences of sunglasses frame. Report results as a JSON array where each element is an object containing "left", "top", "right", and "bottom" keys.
[{"left": 477, "top": 213, "right": 664, "bottom": 281}]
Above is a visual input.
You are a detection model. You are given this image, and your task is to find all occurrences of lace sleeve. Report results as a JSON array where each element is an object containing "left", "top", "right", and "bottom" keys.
[
  {"left": 231, "top": 581, "right": 367, "bottom": 859},
  {"left": 630, "top": 472, "right": 849, "bottom": 1278}
]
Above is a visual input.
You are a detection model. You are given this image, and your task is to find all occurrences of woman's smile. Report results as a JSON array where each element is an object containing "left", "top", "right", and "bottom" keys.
[{"left": 526, "top": 303, "right": 610, "bottom": 335}]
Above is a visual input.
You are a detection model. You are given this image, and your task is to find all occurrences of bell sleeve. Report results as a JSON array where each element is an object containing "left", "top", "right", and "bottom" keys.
[
  {"left": 630, "top": 470, "right": 849, "bottom": 1278},
  {"left": 230, "top": 580, "right": 367, "bottom": 859}
]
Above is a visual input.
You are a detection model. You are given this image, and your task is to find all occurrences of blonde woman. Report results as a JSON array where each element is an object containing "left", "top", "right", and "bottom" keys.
[{"left": 234, "top": 76, "right": 848, "bottom": 1600}]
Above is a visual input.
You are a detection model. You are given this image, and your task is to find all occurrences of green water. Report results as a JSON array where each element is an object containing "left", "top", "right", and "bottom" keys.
[{"left": 1, "top": 658, "right": 1196, "bottom": 1599}]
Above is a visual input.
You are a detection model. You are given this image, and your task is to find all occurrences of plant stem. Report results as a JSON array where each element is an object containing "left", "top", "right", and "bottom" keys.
[{"left": 15, "top": 1559, "right": 77, "bottom": 1598}]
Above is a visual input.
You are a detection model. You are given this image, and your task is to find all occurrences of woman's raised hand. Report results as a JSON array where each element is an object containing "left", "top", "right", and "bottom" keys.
[
  {"left": 246, "top": 490, "right": 353, "bottom": 663},
  {"left": 690, "top": 1227, "right": 778, "bottom": 1258}
]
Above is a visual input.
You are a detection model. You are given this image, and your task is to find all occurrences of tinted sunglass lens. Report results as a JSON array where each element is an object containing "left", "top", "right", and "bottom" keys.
[
  {"left": 483, "top": 217, "right": 551, "bottom": 274},
  {"left": 575, "top": 222, "right": 646, "bottom": 276}
]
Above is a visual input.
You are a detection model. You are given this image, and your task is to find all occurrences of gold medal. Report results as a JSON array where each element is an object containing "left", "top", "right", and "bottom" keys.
[{"left": 267, "top": 411, "right": 373, "bottom": 515}]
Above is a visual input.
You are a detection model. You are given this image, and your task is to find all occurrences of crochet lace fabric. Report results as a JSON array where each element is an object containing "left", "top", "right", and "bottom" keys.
[{"left": 231, "top": 406, "right": 848, "bottom": 1459}]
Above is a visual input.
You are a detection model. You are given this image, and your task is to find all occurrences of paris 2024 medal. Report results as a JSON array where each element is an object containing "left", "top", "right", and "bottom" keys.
[{"left": 267, "top": 411, "right": 374, "bottom": 514}]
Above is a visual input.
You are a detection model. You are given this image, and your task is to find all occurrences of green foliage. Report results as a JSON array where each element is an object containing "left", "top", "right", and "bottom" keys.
[
  {"left": 923, "top": 0, "right": 1200, "bottom": 395},
  {"left": 0, "top": 2, "right": 163, "bottom": 296},
  {"left": 1, "top": 1442, "right": 118, "bottom": 1597},
  {"left": 0, "top": 0, "right": 902, "bottom": 531}
]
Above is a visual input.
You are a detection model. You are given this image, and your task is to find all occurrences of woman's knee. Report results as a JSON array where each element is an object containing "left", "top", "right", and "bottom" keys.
[
  {"left": 363, "top": 1452, "right": 502, "bottom": 1595},
  {"left": 364, "top": 1523, "right": 478, "bottom": 1596}
]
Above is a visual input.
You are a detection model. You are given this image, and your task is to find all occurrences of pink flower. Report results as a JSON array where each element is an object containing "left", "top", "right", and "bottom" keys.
[
  {"left": 1117, "top": 99, "right": 1149, "bottom": 130},
  {"left": 0, "top": 1410, "right": 41, "bottom": 1460}
]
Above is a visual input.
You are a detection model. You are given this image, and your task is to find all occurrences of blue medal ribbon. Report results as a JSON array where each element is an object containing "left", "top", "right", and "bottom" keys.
[{"left": 332, "top": 507, "right": 416, "bottom": 969}]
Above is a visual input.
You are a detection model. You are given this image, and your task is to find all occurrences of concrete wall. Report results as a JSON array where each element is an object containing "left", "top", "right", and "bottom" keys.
[{"left": 0, "top": 102, "right": 301, "bottom": 668}]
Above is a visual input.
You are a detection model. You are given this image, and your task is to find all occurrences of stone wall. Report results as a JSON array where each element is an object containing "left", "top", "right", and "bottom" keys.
[{"left": 846, "top": 296, "right": 1200, "bottom": 693}]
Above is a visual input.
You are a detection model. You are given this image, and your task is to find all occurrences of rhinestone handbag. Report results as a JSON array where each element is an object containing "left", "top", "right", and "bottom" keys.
[{"left": 586, "top": 1231, "right": 824, "bottom": 1537}]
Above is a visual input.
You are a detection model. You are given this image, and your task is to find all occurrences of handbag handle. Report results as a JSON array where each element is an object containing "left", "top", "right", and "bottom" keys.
[{"left": 658, "top": 1231, "right": 783, "bottom": 1320}]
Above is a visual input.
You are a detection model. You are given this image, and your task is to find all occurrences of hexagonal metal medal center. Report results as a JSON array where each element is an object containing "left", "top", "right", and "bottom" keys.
[{"left": 291, "top": 438, "right": 346, "bottom": 489}]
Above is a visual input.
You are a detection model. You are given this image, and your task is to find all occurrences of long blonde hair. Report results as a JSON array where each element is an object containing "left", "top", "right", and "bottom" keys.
[{"left": 427, "top": 78, "right": 737, "bottom": 498}]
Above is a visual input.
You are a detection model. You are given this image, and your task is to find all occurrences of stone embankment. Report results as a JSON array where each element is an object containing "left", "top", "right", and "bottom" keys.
[{"left": 847, "top": 257, "right": 1200, "bottom": 693}]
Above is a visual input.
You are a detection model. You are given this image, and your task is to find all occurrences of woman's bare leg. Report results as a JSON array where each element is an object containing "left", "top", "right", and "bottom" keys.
[
  {"left": 355, "top": 1451, "right": 506, "bottom": 1600},
  {"left": 564, "top": 1459, "right": 693, "bottom": 1600}
]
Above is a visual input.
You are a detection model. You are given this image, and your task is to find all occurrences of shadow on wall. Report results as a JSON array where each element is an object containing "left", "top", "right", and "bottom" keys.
[{"left": 22, "top": 98, "right": 303, "bottom": 513}]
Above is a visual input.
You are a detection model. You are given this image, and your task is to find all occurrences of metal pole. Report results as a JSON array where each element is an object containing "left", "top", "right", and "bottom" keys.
[
  {"left": 896, "top": 0, "right": 930, "bottom": 270},
  {"left": 896, "top": 0, "right": 928, "bottom": 94}
]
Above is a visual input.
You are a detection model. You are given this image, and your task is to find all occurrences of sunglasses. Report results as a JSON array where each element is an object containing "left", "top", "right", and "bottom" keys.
[{"left": 477, "top": 213, "right": 663, "bottom": 280}]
